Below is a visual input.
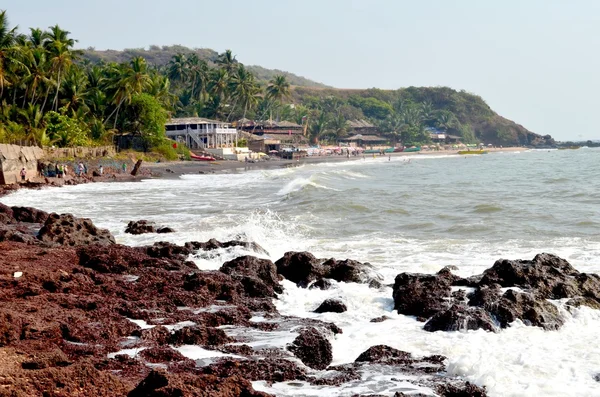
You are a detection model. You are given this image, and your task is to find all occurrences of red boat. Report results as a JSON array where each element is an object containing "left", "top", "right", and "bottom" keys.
[{"left": 190, "top": 153, "right": 216, "bottom": 161}]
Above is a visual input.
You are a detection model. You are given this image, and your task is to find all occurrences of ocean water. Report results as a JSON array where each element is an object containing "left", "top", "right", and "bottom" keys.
[{"left": 4, "top": 148, "right": 600, "bottom": 396}]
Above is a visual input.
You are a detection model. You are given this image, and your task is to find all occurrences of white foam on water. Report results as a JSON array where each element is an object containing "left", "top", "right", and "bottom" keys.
[
  {"left": 5, "top": 151, "right": 600, "bottom": 396},
  {"left": 173, "top": 345, "right": 241, "bottom": 360}
]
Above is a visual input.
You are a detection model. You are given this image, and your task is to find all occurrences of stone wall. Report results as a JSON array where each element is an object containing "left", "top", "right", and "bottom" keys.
[
  {"left": 43, "top": 145, "right": 116, "bottom": 159},
  {"left": 0, "top": 144, "right": 44, "bottom": 185}
]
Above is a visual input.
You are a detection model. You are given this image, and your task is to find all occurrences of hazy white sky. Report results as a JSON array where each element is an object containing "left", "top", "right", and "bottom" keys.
[{"left": 4, "top": 0, "right": 600, "bottom": 140}]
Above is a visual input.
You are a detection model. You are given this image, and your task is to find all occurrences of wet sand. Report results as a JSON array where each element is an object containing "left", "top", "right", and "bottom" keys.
[{"left": 143, "top": 147, "right": 525, "bottom": 178}]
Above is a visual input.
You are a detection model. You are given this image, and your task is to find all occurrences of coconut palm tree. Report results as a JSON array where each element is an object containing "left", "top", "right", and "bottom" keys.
[
  {"left": 329, "top": 113, "right": 349, "bottom": 142},
  {"left": 309, "top": 112, "right": 330, "bottom": 144},
  {"left": 0, "top": 10, "right": 18, "bottom": 100},
  {"left": 167, "top": 53, "right": 188, "bottom": 86},
  {"left": 45, "top": 24, "right": 77, "bottom": 111},
  {"left": 228, "top": 64, "right": 260, "bottom": 121},
  {"left": 266, "top": 75, "right": 290, "bottom": 121},
  {"left": 217, "top": 49, "right": 237, "bottom": 73},
  {"left": 104, "top": 58, "right": 151, "bottom": 128}
]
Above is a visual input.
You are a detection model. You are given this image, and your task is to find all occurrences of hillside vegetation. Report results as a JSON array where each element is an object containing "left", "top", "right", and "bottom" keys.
[
  {"left": 82, "top": 45, "right": 329, "bottom": 88},
  {"left": 0, "top": 9, "right": 553, "bottom": 150}
]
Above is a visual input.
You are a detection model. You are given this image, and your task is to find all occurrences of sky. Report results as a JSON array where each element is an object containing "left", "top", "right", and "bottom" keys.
[{"left": 4, "top": 0, "right": 600, "bottom": 141}]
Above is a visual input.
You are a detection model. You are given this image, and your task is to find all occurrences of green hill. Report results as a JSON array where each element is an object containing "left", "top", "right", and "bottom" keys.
[
  {"left": 81, "top": 45, "right": 329, "bottom": 88},
  {"left": 291, "top": 86, "right": 554, "bottom": 147}
]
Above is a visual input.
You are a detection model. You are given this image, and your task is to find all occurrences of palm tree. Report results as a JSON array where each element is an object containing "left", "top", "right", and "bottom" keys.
[
  {"left": 228, "top": 64, "right": 260, "bottom": 121},
  {"left": 309, "top": 112, "right": 330, "bottom": 144},
  {"left": 167, "top": 53, "right": 188, "bottom": 86},
  {"left": 45, "top": 25, "right": 77, "bottom": 111},
  {"left": 266, "top": 75, "right": 290, "bottom": 121},
  {"left": 329, "top": 113, "right": 349, "bottom": 141},
  {"left": 60, "top": 66, "right": 89, "bottom": 114},
  {"left": 217, "top": 49, "right": 237, "bottom": 73},
  {"left": 209, "top": 68, "right": 229, "bottom": 101},
  {"left": 104, "top": 58, "right": 151, "bottom": 128},
  {"left": 0, "top": 10, "right": 18, "bottom": 100}
]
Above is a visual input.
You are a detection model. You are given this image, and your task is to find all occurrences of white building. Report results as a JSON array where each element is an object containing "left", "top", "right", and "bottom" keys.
[{"left": 165, "top": 117, "right": 237, "bottom": 150}]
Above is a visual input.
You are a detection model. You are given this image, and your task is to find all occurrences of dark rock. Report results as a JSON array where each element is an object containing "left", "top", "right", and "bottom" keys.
[
  {"left": 38, "top": 213, "right": 116, "bottom": 246},
  {"left": 186, "top": 239, "right": 269, "bottom": 256},
  {"left": 369, "top": 316, "right": 390, "bottom": 323},
  {"left": 170, "top": 326, "right": 232, "bottom": 346},
  {"left": 200, "top": 358, "right": 307, "bottom": 383},
  {"left": 392, "top": 272, "right": 453, "bottom": 318},
  {"left": 11, "top": 206, "right": 49, "bottom": 224},
  {"left": 436, "top": 381, "right": 488, "bottom": 396},
  {"left": 276, "top": 251, "right": 325, "bottom": 287},
  {"left": 355, "top": 345, "right": 412, "bottom": 365},
  {"left": 157, "top": 227, "right": 175, "bottom": 234},
  {"left": 125, "top": 220, "right": 156, "bottom": 235},
  {"left": 566, "top": 296, "right": 600, "bottom": 310},
  {"left": 220, "top": 255, "right": 282, "bottom": 298},
  {"left": 424, "top": 305, "right": 496, "bottom": 332},
  {"left": 488, "top": 289, "right": 563, "bottom": 330},
  {"left": 322, "top": 258, "right": 376, "bottom": 284},
  {"left": 309, "top": 278, "right": 332, "bottom": 290},
  {"left": 288, "top": 327, "right": 332, "bottom": 370},
  {"left": 314, "top": 299, "right": 347, "bottom": 313},
  {"left": 141, "top": 326, "right": 171, "bottom": 345},
  {"left": 128, "top": 370, "right": 170, "bottom": 396},
  {"left": 140, "top": 346, "right": 188, "bottom": 363},
  {"left": 478, "top": 253, "right": 580, "bottom": 299}
]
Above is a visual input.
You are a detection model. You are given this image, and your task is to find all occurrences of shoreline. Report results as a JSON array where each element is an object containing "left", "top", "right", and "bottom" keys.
[
  {"left": 0, "top": 147, "right": 525, "bottom": 197},
  {"left": 144, "top": 147, "right": 525, "bottom": 178}
]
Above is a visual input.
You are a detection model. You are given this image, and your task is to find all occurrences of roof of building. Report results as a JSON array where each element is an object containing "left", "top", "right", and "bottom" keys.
[
  {"left": 340, "top": 134, "right": 386, "bottom": 142},
  {"left": 348, "top": 119, "right": 376, "bottom": 129},
  {"left": 165, "top": 117, "right": 230, "bottom": 126},
  {"left": 238, "top": 119, "right": 303, "bottom": 129}
]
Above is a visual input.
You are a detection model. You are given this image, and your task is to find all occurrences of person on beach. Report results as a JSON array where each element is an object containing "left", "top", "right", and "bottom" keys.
[
  {"left": 63, "top": 165, "right": 68, "bottom": 176},
  {"left": 78, "top": 162, "right": 84, "bottom": 176},
  {"left": 20, "top": 168, "right": 26, "bottom": 181},
  {"left": 122, "top": 163, "right": 127, "bottom": 173},
  {"left": 99, "top": 165, "right": 103, "bottom": 176},
  {"left": 57, "top": 164, "right": 63, "bottom": 178}
]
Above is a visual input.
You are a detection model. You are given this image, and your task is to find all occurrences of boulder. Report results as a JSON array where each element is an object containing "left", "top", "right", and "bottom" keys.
[
  {"left": 354, "top": 345, "right": 413, "bottom": 365},
  {"left": 392, "top": 271, "right": 454, "bottom": 318},
  {"left": 314, "top": 299, "right": 347, "bottom": 313},
  {"left": 125, "top": 220, "right": 156, "bottom": 235},
  {"left": 436, "top": 382, "right": 488, "bottom": 397},
  {"left": 186, "top": 239, "right": 269, "bottom": 256},
  {"left": 170, "top": 326, "right": 232, "bottom": 346},
  {"left": 276, "top": 251, "right": 325, "bottom": 287},
  {"left": 424, "top": 305, "right": 496, "bottom": 332},
  {"left": 11, "top": 206, "right": 49, "bottom": 224},
  {"left": 322, "top": 258, "right": 376, "bottom": 284},
  {"left": 478, "top": 253, "right": 580, "bottom": 299},
  {"left": 38, "top": 213, "right": 116, "bottom": 246},
  {"left": 140, "top": 347, "right": 188, "bottom": 363},
  {"left": 220, "top": 255, "right": 282, "bottom": 298},
  {"left": 156, "top": 227, "right": 175, "bottom": 234},
  {"left": 488, "top": 289, "right": 563, "bottom": 330},
  {"left": 288, "top": 327, "right": 332, "bottom": 370},
  {"left": 309, "top": 278, "right": 333, "bottom": 290}
]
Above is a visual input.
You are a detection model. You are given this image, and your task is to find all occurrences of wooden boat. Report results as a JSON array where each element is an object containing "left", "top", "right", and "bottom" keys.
[
  {"left": 190, "top": 153, "right": 216, "bottom": 161},
  {"left": 458, "top": 150, "right": 487, "bottom": 155},
  {"left": 403, "top": 146, "right": 421, "bottom": 152}
]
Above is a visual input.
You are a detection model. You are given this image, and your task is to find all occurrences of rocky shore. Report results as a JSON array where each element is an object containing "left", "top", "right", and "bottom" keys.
[
  {"left": 2, "top": 188, "right": 596, "bottom": 395},
  {"left": 0, "top": 204, "right": 496, "bottom": 396}
]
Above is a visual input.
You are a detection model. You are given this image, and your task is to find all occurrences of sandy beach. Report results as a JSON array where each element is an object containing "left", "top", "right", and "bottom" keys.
[{"left": 143, "top": 147, "right": 525, "bottom": 178}]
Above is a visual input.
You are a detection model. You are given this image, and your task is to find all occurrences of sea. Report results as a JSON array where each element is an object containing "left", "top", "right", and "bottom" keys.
[{"left": 4, "top": 148, "right": 600, "bottom": 396}]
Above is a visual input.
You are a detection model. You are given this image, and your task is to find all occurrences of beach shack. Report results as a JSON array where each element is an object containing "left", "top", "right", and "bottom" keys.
[
  {"left": 339, "top": 134, "right": 387, "bottom": 148},
  {"left": 165, "top": 117, "right": 237, "bottom": 149},
  {"left": 165, "top": 117, "right": 240, "bottom": 159},
  {"left": 237, "top": 119, "right": 307, "bottom": 146}
]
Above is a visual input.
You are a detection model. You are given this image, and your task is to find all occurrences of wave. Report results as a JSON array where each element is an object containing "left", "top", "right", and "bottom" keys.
[
  {"left": 472, "top": 204, "right": 503, "bottom": 213},
  {"left": 276, "top": 176, "right": 338, "bottom": 196}
]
